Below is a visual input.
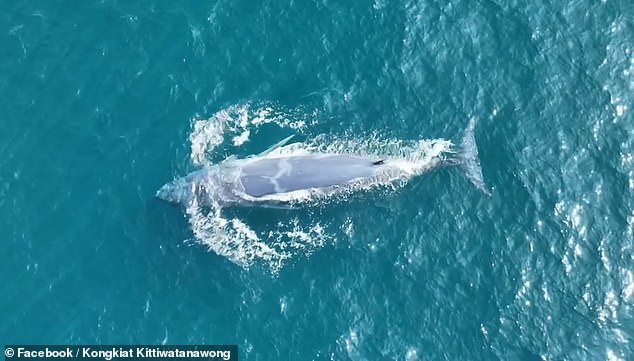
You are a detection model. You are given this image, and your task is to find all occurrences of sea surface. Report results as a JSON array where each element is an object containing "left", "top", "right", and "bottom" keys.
[{"left": 1, "top": 0, "right": 633, "bottom": 360}]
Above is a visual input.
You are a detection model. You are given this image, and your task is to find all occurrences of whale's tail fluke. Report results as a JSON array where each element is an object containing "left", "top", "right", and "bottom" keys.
[{"left": 454, "top": 117, "right": 491, "bottom": 195}]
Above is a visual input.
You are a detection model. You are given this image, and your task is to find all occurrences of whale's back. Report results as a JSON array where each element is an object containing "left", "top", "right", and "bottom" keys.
[{"left": 238, "top": 154, "right": 383, "bottom": 197}]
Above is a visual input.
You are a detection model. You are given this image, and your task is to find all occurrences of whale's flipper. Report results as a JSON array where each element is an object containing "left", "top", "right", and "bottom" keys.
[
  {"left": 257, "top": 134, "right": 295, "bottom": 157},
  {"left": 457, "top": 117, "right": 491, "bottom": 195},
  {"left": 372, "top": 160, "right": 385, "bottom": 166}
]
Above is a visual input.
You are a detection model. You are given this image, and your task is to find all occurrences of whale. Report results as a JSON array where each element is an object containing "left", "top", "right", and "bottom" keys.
[{"left": 157, "top": 118, "right": 490, "bottom": 209}]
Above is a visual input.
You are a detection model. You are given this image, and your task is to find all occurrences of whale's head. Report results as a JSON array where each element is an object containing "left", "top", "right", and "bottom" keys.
[
  {"left": 156, "top": 178, "right": 193, "bottom": 205},
  {"left": 156, "top": 169, "right": 214, "bottom": 207}
]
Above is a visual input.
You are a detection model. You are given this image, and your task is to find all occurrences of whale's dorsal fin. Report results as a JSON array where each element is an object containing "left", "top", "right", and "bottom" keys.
[
  {"left": 258, "top": 134, "right": 296, "bottom": 156},
  {"left": 372, "top": 159, "right": 385, "bottom": 165}
]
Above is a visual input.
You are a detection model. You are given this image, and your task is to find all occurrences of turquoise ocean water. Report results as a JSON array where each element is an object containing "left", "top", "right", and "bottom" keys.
[{"left": 2, "top": 0, "right": 633, "bottom": 359}]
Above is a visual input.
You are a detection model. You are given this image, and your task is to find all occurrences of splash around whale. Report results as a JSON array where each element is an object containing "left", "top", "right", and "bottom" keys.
[{"left": 157, "top": 118, "right": 490, "bottom": 209}]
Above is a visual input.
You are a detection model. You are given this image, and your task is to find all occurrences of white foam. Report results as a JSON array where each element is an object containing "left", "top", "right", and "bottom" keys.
[
  {"left": 232, "top": 130, "right": 250, "bottom": 146},
  {"left": 189, "top": 103, "right": 313, "bottom": 167}
]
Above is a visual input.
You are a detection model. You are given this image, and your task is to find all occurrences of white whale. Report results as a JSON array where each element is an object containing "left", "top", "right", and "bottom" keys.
[{"left": 157, "top": 118, "right": 490, "bottom": 208}]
